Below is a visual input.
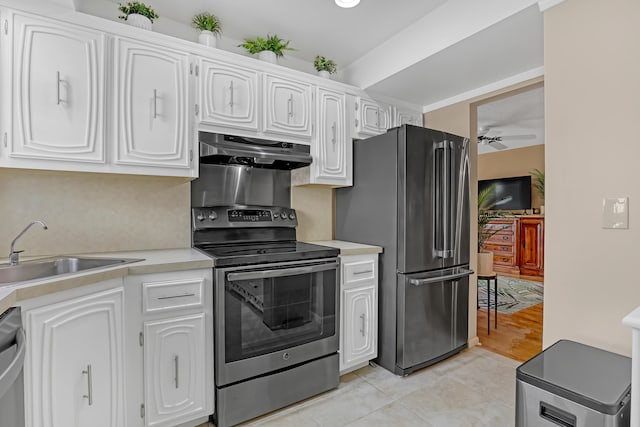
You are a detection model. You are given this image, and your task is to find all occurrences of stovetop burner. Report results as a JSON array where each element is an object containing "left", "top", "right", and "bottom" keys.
[{"left": 196, "top": 241, "right": 339, "bottom": 267}]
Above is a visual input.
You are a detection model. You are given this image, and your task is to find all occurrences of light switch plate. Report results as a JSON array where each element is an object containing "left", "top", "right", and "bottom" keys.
[{"left": 602, "top": 197, "right": 629, "bottom": 229}]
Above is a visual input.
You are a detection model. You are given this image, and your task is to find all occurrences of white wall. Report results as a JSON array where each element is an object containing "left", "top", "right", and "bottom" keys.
[{"left": 543, "top": 0, "right": 640, "bottom": 356}]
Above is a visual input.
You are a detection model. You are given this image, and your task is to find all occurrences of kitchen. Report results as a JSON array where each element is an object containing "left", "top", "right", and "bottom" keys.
[{"left": 2, "top": 0, "right": 640, "bottom": 426}]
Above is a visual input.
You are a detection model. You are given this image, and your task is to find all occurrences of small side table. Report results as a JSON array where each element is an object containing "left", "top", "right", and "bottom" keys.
[{"left": 478, "top": 273, "right": 498, "bottom": 334}]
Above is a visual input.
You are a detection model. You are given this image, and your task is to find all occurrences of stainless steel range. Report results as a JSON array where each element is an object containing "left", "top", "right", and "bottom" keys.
[{"left": 192, "top": 133, "right": 340, "bottom": 427}]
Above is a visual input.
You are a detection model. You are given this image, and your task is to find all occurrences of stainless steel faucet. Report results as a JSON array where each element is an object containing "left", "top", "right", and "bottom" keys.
[{"left": 9, "top": 220, "right": 48, "bottom": 266}]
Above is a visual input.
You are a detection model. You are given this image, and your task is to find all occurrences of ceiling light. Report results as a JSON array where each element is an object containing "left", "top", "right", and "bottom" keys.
[{"left": 335, "top": 0, "right": 360, "bottom": 8}]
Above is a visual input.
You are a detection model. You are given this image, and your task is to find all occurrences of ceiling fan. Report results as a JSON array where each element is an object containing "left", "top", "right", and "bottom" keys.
[{"left": 477, "top": 126, "right": 536, "bottom": 150}]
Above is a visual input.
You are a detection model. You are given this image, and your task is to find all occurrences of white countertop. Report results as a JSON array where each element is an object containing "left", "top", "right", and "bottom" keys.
[
  {"left": 0, "top": 248, "right": 213, "bottom": 313},
  {"left": 307, "top": 240, "right": 383, "bottom": 256}
]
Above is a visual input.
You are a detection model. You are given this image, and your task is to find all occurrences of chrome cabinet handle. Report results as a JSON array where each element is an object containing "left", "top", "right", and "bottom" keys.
[
  {"left": 353, "top": 270, "right": 372, "bottom": 275},
  {"left": 360, "top": 313, "right": 366, "bottom": 337},
  {"left": 153, "top": 89, "right": 158, "bottom": 119},
  {"left": 82, "top": 364, "right": 93, "bottom": 406},
  {"left": 287, "top": 94, "right": 294, "bottom": 120},
  {"left": 331, "top": 123, "right": 336, "bottom": 145},
  {"left": 229, "top": 81, "right": 234, "bottom": 109},
  {"left": 375, "top": 110, "right": 379, "bottom": 128},
  {"left": 4, "top": 20, "right": 7, "bottom": 35},
  {"left": 174, "top": 355, "right": 179, "bottom": 389},
  {"left": 56, "top": 71, "right": 62, "bottom": 105},
  {"left": 157, "top": 293, "right": 196, "bottom": 300}
]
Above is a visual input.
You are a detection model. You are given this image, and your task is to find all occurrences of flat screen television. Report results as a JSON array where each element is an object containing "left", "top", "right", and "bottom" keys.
[{"left": 478, "top": 175, "right": 531, "bottom": 210}]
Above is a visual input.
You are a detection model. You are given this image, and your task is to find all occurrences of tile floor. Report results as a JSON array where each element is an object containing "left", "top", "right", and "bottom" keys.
[{"left": 211, "top": 346, "right": 520, "bottom": 426}]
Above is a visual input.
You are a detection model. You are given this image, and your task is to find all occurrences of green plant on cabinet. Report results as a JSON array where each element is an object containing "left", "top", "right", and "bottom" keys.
[
  {"left": 314, "top": 56, "right": 337, "bottom": 74},
  {"left": 118, "top": 1, "right": 159, "bottom": 22},
  {"left": 239, "top": 34, "right": 295, "bottom": 57},
  {"left": 192, "top": 12, "right": 222, "bottom": 35}
]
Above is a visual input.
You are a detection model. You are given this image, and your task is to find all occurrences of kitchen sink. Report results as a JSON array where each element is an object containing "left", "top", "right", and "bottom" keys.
[{"left": 0, "top": 256, "right": 143, "bottom": 286}]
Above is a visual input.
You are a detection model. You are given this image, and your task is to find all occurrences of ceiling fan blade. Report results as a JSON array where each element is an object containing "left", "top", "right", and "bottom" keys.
[
  {"left": 489, "top": 141, "right": 508, "bottom": 150},
  {"left": 499, "top": 134, "right": 537, "bottom": 141}
]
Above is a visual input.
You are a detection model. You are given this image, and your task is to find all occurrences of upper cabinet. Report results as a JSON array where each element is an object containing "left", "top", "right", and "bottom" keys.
[
  {"left": 312, "top": 87, "right": 351, "bottom": 186},
  {"left": 263, "top": 73, "right": 313, "bottom": 142},
  {"left": 6, "top": 11, "right": 106, "bottom": 163},
  {"left": 199, "top": 58, "right": 259, "bottom": 133},
  {"left": 355, "top": 97, "right": 393, "bottom": 138},
  {"left": 113, "top": 37, "right": 193, "bottom": 171},
  {"left": 395, "top": 107, "right": 423, "bottom": 127}
]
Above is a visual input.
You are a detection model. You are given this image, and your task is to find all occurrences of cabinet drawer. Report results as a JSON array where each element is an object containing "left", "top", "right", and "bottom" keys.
[
  {"left": 486, "top": 233, "right": 514, "bottom": 244},
  {"left": 493, "top": 254, "right": 515, "bottom": 265},
  {"left": 343, "top": 260, "right": 376, "bottom": 284},
  {"left": 142, "top": 278, "right": 204, "bottom": 313},
  {"left": 483, "top": 243, "right": 515, "bottom": 253}
]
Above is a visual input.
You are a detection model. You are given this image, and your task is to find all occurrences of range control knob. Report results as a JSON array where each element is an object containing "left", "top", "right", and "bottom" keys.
[
  {"left": 208, "top": 212, "right": 217, "bottom": 221},
  {"left": 280, "top": 212, "right": 287, "bottom": 219},
  {"left": 289, "top": 213, "right": 296, "bottom": 220},
  {"left": 196, "top": 214, "right": 206, "bottom": 222}
]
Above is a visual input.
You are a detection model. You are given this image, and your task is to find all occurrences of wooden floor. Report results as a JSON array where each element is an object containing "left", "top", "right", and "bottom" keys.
[{"left": 476, "top": 302, "right": 543, "bottom": 363}]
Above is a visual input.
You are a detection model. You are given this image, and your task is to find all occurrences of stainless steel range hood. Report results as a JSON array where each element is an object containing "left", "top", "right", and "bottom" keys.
[{"left": 199, "top": 132, "right": 312, "bottom": 170}]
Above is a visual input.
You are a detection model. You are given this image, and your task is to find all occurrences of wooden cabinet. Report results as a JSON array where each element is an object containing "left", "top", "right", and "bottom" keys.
[
  {"left": 482, "top": 218, "right": 520, "bottom": 274},
  {"left": 125, "top": 270, "right": 213, "bottom": 427},
  {"left": 113, "top": 37, "right": 194, "bottom": 173},
  {"left": 355, "top": 97, "right": 392, "bottom": 137},
  {"left": 7, "top": 11, "right": 106, "bottom": 164},
  {"left": 520, "top": 217, "right": 544, "bottom": 277},
  {"left": 199, "top": 58, "right": 259, "bottom": 133},
  {"left": 339, "top": 254, "right": 378, "bottom": 374},
  {"left": 263, "top": 73, "right": 313, "bottom": 141},
  {"left": 23, "top": 283, "right": 125, "bottom": 427}
]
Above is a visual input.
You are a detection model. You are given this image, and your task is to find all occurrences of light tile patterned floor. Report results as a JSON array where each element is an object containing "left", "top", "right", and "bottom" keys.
[{"left": 209, "top": 346, "right": 520, "bottom": 427}]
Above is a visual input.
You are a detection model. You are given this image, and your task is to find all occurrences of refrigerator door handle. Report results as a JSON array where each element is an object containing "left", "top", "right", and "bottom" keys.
[
  {"left": 435, "top": 140, "right": 453, "bottom": 259},
  {"left": 409, "top": 269, "right": 473, "bottom": 286}
]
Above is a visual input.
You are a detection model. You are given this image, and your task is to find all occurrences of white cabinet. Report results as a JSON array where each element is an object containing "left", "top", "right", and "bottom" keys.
[
  {"left": 355, "top": 97, "right": 392, "bottom": 138},
  {"left": 263, "top": 73, "right": 313, "bottom": 142},
  {"left": 199, "top": 58, "right": 259, "bottom": 133},
  {"left": 394, "top": 107, "right": 423, "bottom": 127},
  {"left": 339, "top": 254, "right": 378, "bottom": 374},
  {"left": 6, "top": 11, "right": 106, "bottom": 164},
  {"left": 125, "top": 270, "right": 213, "bottom": 427},
  {"left": 23, "top": 283, "right": 125, "bottom": 427},
  {"left": 312, "top": 87, "right": 351, "bottom": 186},
  {"left": 113, "top": 37, "right": 194, "bottom": 173}
]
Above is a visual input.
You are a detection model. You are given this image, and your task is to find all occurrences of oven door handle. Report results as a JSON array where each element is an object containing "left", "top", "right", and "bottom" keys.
[{"left": 226, "top": 262, "right": 339, "bottom": 282}]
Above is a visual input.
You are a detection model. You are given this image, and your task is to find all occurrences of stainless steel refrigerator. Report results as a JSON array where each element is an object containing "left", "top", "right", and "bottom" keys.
[{"left": 336, "top": 124, "right": 472, "bottom": 375}]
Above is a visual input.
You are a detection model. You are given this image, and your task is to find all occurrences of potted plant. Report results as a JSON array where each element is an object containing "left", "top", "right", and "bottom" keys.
[
  {"left": 238, "top": 34, "right": 294, "bottom": 64},
  {"left": 192, "top": 12, "right": 222, "bottom": 48},
  {"left": 118, "top": 1, "right": 158, "bottom": 31},
  {"left": 531, "top": 168, "right": 545, "bottom": 215},
  {"left": 477, "top": 183, "right": 506, "bottom": 275},
  {"left": 314, "top": 56, "right": 337, "bottom": 78}
]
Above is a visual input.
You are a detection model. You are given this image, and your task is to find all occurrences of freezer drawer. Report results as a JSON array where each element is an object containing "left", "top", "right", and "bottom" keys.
[
  {"left": 516, "top": 381, "right": 629, "bottom": 427},
  {"left": 396, "top": 266, "right": 470, "bottom": 374}
]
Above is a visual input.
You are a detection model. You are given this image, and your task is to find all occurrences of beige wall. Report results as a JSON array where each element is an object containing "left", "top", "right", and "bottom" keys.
[
  {"left": 478, "top": 145, "right": 545, "bottom": 209},
  {"left": 0, "top": 169, "right": 191, "bottom": 257},
  {"left": 543, "top": 0, "right": 640, "bottom": 356},
  {"left": 291, "top": 186, "right": 334, "bottom": 242}
]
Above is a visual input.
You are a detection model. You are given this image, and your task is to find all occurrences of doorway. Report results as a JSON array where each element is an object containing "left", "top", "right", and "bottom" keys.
[{"left": 473, "top": 82, "right": 544, "bottom": 362}]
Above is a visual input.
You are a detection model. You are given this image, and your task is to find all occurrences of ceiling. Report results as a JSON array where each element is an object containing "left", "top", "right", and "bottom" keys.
[
  {"left": 76, "top": 0, "right": 545, "bottom": 136},
  {"left": 477, "top": 86, "right": 544, "bottom": 154}
]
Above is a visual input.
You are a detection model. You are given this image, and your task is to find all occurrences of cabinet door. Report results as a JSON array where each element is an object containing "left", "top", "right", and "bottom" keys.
[
  {"left": 520, "top": 218, "right": 544, "bottom": 276},
  {"left": 342, "top": 286, "right": 377, "bottom": 369},
  {"left": 144, "top": 314, "right": 207, "bottom": 427},
  {"left": 114, "top": 37, "right": 191, "bottom": 169},
  {"left": 395, "top": 108, "right": 423, "bottom": 127},
  {"left": 357, "top": 98, "right": 383, "bottom": 136},
  {"left": 25, "top": 288, "right": 124, "bottom": 427},
  {"left": 199, "top": 58, "right": 259, "bottom": 132},
  {"left": 263, "top": 74, "right": 313, "bottom": 140},
  {"left": 9, "top": 11, "right": 105, "bottom": 163},
  {"left": 313, "top": 87, "right": 350, "bottom": 185}
]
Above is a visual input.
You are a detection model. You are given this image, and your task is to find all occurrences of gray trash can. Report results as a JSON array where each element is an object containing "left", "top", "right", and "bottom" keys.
[{"left": 516, "top": 340, "right": 631, "bottom": 426}]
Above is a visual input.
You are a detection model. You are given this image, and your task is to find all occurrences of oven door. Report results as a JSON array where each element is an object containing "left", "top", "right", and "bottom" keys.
[{"left": 215, "top": 258, "right": 339, "bottom": 386}]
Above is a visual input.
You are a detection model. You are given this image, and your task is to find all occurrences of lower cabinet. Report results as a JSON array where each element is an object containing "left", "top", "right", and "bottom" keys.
[
  {"left": 520, "top": 217, "right": 544, "bottom": 277},
  {"left": 125, "top": 269, "right": 214, "bottom": 427},
  {"left": 22, "top": 280, "right": 125, "bottom": 427},
  {"left": 339, "top": 254, "right": 378, "bottom": 374}
]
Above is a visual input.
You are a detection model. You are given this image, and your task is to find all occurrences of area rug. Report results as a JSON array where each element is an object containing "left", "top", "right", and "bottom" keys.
[{"left": 477, "top": 276, "right": 544, "bottom": 315}]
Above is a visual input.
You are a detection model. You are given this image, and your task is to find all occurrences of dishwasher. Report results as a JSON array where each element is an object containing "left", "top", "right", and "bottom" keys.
[{"left": 0, "top": 307, "right": 26, "bottom": 427}]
